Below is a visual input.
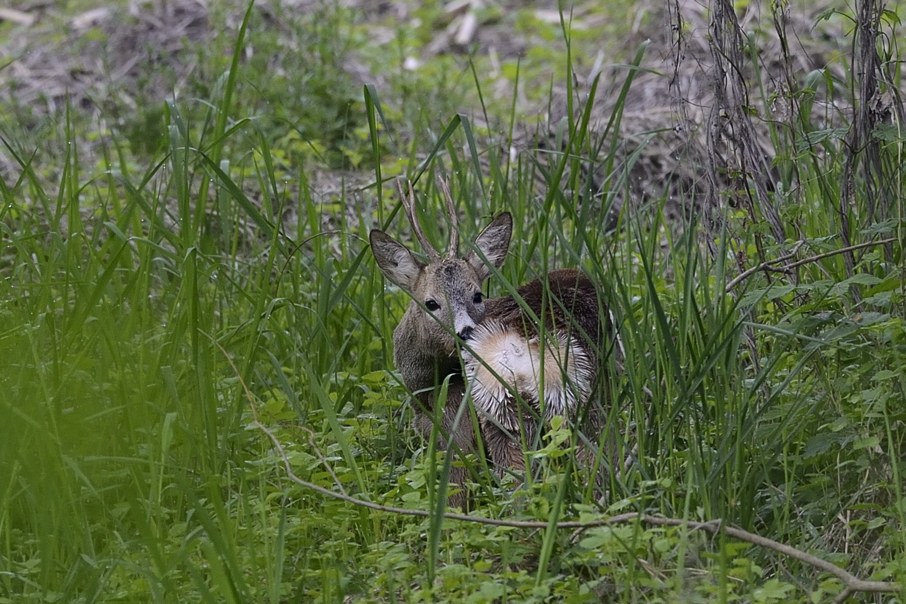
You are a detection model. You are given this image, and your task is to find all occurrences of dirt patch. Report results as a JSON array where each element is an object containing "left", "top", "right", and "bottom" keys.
[
  {"left": 0, "top": 0, "right": 867, "bottom": 236},
  {"left": 1, "top": 1, "right": 209, "bottom": 117}
]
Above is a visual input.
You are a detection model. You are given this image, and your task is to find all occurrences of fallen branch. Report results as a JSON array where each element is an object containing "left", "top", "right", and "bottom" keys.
[
  {"left": 726, "top": 240, "right": 805, "bottom": 292},
  {"left": 253, "top": 421, "right": 901, "bottom": 602},
  {"left": 0, "top": 8, "right": 35, "bottom": 26},
  {"left": 210, "top": 315, "right": 900, "bottom": 602},
  {"left": 726, "top": 237, "right": 897, "bottom": 292}
]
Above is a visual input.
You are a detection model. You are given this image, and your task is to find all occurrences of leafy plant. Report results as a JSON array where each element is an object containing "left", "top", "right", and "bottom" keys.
[{"left": 1, "top": 0, "right": 904, "bottom": 602}]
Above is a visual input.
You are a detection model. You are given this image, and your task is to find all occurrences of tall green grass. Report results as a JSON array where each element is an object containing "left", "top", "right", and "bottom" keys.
[{"left": 1, "top": 1, "right": 904, "bottom": 602}]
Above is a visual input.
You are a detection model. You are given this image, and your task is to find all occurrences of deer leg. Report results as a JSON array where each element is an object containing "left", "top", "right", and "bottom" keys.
[
  {"left": 480, "top": 419, "right": 527, "bottom": 476},
  {"left": 412, "top": 396, "right": 478, "bottom": 508}
]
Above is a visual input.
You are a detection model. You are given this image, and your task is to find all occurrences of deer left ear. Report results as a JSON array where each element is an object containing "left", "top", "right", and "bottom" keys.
[
  {"left": 466, "top": 212, "right": 512, "bottom": 280},
  {"left": 370, "top": 229, "right": 425, "bottom": 291}
]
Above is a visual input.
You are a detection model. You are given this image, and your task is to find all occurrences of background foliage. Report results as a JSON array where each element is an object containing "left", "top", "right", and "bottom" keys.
[{"left": 1, "top": 0, "right": 904, "bottom": 601}]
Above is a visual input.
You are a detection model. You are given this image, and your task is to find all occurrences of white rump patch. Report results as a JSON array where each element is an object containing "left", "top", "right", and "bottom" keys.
[{"left": 463, "top": 320, "right": 593, "bottom": 425}]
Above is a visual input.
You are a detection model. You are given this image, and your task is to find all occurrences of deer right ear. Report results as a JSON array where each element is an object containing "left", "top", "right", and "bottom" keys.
[
  {"left": 370, "top": 230, "right": 424, "bottom": 291},
  {"left": 466, "top": 212, "right": 512, "bottom": 280}
]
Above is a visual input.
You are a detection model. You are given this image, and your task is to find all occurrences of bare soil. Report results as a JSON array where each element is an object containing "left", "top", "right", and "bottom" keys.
[{"left": 0, "top": 0, "right": 854, "bottom": 226}]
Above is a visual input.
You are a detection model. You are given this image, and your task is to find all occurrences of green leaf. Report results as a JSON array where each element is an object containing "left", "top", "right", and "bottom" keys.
[{"left": 843, "top": 273, "right": 882, "bottom": 286}]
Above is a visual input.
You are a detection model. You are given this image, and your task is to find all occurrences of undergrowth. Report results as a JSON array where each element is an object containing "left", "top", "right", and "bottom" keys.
[{"left": 1, "top": 1, "right": 904, "bottom": 602}]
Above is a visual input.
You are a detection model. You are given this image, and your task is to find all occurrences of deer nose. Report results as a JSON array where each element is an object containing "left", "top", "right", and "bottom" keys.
[{"left": 458, "top": 326, "right": 474, "bottom": 341}]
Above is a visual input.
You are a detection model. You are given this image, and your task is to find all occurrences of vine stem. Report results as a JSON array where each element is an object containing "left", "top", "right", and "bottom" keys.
[
  {"left": 254, "top": 421, "right": 901, "bottom": 601},
  {"left": 725, "top": 236, "right": 896, "bottom": 292},
  {"left": 208, "top": 316, "right": 901, "bottom": 603}
]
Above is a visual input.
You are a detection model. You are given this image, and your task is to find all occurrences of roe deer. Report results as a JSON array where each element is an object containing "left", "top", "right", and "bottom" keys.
[{"left": 370, "top": 180, "right": 605, "bottom": 503}]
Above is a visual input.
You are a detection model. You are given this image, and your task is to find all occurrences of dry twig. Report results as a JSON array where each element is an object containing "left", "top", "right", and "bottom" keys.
[
  {"left": 726, "top": 237, "right": 897, "bottom": 292},
  {"left": 251, "top": 420, "right": 901, "bottom": 602},
  {"left": 208, "top": 234, "right": 901, "bottom": 604}
]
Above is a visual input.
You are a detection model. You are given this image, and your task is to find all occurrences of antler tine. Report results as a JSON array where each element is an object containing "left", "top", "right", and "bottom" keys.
[
  {"left": 396, "top": 178, "right": 439, "bottom": 260},
  {"left": 437, "top": 177, "right": 459, "bottom": 257}
]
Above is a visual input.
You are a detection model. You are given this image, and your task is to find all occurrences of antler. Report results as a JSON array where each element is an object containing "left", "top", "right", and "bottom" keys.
[
  {"left": 437, "top": 177, "right": 460, "bottom": 257},
  {"left": 397, "top": 178, "right": 439, "bottom": 260}
]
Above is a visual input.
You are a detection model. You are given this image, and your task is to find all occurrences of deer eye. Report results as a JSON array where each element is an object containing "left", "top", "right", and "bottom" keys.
[
  {"left": 425, "top": 299, "right": 441, "bottom": 311},
  {"left": 472, "top": 292, "right": 484, "bottom": 304}
]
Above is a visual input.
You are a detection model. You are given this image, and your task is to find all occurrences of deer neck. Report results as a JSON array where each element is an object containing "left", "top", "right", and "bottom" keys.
[{"left": 393, "top": 304, "right": 463, "bottom": 405}]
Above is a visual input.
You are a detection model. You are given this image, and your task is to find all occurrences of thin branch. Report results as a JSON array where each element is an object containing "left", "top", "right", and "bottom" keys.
[
  {"left": 725, "top": 240, "right": 806, "bottom": 292},
  {"left": 253, "top": 420, "right": 900, "bottom": 600},
  {"left": 726, "top": 237, "right": 897, "bottom": 292},
  {"left": 208, "top": 309, "right": 901, "bottom": 601},
  {"left": 782, "top": 236, "right": 896, "bottom": 271}
]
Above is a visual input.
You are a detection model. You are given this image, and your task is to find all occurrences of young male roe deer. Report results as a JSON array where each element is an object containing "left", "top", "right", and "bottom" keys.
[{"left": 370, "top": 181, "right": 604, "bottom": 502}]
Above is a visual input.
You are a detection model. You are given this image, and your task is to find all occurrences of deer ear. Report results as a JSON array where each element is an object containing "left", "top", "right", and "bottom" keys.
[
  {"left": 466, "top": 212, "right": 512, "bottom": 280},
  {"left": 370, "top": 230, "right": 424, "bottom": 291}
]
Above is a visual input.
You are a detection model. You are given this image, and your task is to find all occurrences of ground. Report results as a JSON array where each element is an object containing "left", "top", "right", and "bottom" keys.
[{"left": 1, "top": 1, "right": 904, "bottom": 602}]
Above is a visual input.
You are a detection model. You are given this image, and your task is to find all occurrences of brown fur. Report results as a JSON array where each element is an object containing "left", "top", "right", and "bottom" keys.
[
  {"left": 468, "top": 269, "right": 602, "bottom": 474},
  {"left": 371, "top": 211, "right": 605, "bottom": 505}
]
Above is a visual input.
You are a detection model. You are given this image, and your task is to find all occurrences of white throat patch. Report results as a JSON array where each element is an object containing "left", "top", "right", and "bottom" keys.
[{"left": 463, "top": 320, "right": 593, "bottom": 426}]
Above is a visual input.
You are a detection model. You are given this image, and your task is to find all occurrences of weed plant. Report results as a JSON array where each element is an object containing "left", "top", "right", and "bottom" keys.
[{"left": 1, "top": 1, "right": 904, "bottom": 602}]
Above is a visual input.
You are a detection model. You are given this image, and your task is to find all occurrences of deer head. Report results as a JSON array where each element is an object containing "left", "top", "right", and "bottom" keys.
[{"left": 370, "top": 180, "right": 513, "bottom": 357}]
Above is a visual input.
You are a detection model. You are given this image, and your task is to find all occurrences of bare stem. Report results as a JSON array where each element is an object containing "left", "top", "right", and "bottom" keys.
[
  {"left": 254, "top": 419, "right": 901, "bottom": 601},
  {"left": 726, "top": 237, "right": 897, "bottom": 292}
]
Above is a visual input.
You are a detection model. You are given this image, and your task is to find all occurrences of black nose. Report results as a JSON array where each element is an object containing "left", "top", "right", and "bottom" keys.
[{"left": 458, "top": 326, "right": 474, "bottom": 341}]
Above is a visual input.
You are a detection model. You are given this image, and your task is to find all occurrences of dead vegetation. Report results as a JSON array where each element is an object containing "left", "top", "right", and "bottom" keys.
[
  {"left": 1, "top": 1, "right": 209, "bottom": 116},
  {"left": 2, "top": 2, "right": 904, "bottom": 600},
  {"left": 0, "top": 0, "right": 900, "bottom": 248}
]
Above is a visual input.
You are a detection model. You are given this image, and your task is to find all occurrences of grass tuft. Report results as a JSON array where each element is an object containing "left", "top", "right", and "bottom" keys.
[{"left": 1, "top": 1, "right": 904, "bottom": 601}]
